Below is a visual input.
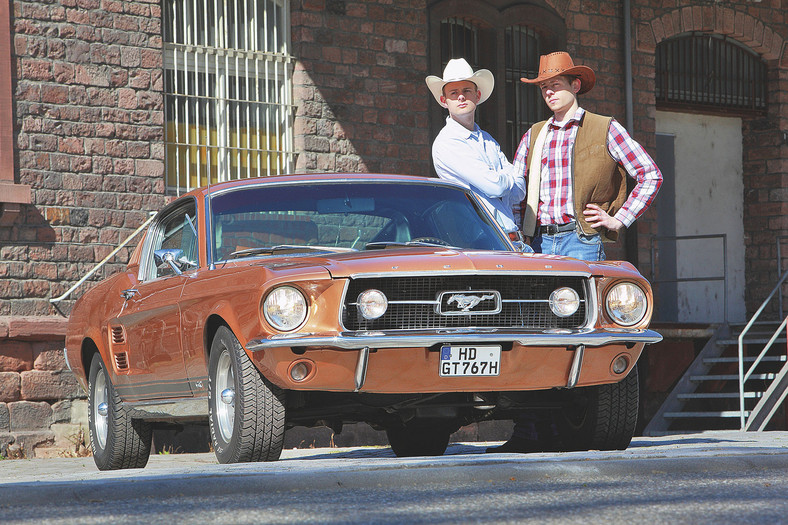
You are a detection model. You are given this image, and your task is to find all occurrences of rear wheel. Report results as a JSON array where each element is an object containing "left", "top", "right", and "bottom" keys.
[
  {"left": 88, "top": 353, "right": 152, "bottom": 470},
  {"left": 209, "top": 326, "right": 286, "bottom": 463},
  {"left": 556, "top": 365, "right": 639, "bottom": 451},
  {"left": 386, "top": 420, "right": 452, "bottom": 457}
]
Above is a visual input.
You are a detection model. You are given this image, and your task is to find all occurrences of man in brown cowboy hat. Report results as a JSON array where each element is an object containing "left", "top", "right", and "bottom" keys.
[
  {"left": 426, "top": 58, "right": 525, "bottom": 236},
  {"left": 514, "top": 51, "right": 662, "bottom": 258},
  {"left": 488, "top": 51, "right": 662, "bottom": 454}
]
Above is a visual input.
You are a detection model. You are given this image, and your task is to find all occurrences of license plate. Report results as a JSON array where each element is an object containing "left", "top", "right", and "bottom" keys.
[{"left": 439, "top": 345, "right": 501, "bottom": 377}]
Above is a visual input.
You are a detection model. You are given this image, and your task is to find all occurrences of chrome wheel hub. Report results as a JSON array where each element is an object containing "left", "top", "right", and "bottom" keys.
[
  {"left": 93, "top": 368, "right": 109, "bottom": 449},
  {"left": 215, "top": 351, "right": 235, "bottom": 441}
]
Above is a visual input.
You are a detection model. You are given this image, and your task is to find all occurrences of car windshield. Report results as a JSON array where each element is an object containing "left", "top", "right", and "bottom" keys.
[{"left": 210, "top": 181, "right": 511, "bottom": 261}]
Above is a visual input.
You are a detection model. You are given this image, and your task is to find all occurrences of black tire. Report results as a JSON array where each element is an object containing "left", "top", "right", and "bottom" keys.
[
  {"left": 209, "top": 325, "right": 286, "bottom": 463},
  {"left": 386, "top": 420, "right": 451, "bottom": 457},
  {"left": 556, "top": 364, "right": 639, "bottom": 451},
  {"left": 87, "top": 353, "right": 152, "bottom": 470}
]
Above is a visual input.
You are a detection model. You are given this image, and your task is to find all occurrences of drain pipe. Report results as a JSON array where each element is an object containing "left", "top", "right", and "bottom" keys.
[
  {"left": 624, "top": 0, "right": 634, "bottom": 132},
  {"left": 623, "top": 0, "right": 637, "bottom": 264}
]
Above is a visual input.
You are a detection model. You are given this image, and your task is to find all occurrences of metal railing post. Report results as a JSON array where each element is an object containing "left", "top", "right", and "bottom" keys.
[
  {"left": 649, "top": 233, "right": 728, "bottom": 324},
  {"left": 49, "top": 212, "right": 156, "bottom": 304},
  {"left": 738, "top": 267, "right": 788, "bottom": 429}
]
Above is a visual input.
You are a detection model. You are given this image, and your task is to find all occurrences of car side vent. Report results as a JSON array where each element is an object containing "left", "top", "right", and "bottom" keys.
[
  {"left": 111, "top": 326, "right": 126, "bottom": 344},
  {"left": 114, "top": 352, "right": 129, "bottom": 370}
]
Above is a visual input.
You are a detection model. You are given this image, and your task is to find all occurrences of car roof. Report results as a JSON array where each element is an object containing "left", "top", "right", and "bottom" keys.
[{"left": 178, "top": 173, "right": 464, "bottom": 200}]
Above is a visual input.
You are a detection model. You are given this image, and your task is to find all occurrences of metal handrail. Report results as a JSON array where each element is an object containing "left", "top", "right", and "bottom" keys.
[
  {"left": 649, "top": 233, "right": 728, "bottom": 324},
  {"left": 738, "top": 267, "right": 788, "bottom": 429},
  {"left": 49, "top": 212, "right": 156, "bottom": 304}
]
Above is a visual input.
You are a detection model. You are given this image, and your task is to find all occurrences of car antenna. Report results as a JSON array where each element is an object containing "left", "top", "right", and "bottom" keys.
[{"left": 206, "top": 174, "right": 216, "bottom": 270}]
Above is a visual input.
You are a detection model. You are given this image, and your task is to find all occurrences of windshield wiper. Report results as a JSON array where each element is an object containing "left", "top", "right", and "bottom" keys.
[
  {"left": 229, "top": 245, "right": 356, "bottom": 258},
  {"left": 365, "top": 241, "right": 456, "bottom": 250}
]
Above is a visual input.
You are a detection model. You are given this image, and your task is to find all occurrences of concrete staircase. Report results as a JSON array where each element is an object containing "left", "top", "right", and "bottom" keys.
[{"left": 644, "top": 321, "right": 788, "bottom": 435}]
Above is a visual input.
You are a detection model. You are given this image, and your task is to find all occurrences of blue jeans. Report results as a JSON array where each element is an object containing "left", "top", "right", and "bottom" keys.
[{"left": 532, "top": 229, "right": 605, "bottom": 262}]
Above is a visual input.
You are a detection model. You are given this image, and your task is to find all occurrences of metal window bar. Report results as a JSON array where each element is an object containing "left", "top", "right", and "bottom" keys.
[
  {"left": 441, "top": 18, "right": 478, "bottom": 68},
  {"left": 163, "top": 0, "right": 294, "bottom": 196},
  {"left": 649, "top": 233, "right": 728, "bottom": 324},
  {"left": 656, "top": 33, "right": 766, "bottom": 111},
  {"left": 504, "top": 25, "right": 541, "bottom": 157}
]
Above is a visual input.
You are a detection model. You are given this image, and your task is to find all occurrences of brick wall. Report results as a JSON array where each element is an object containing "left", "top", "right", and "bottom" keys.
[
  {"left": 0, "top": 317, "right": 86, "bottom": 457},
  {"left": 0, "top": 0, "right": 166, "bottom": 457},
  {"left": 2, "top": 0, "right": 167, "bottom": 319},
  {"left": 290, "top": 0, "right": 431, "bottom": 176}
]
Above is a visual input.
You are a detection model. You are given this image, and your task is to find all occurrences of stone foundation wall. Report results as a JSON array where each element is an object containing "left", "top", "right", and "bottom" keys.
[{"left": 0, "top": 316, "right": 88, "bottom": 458}]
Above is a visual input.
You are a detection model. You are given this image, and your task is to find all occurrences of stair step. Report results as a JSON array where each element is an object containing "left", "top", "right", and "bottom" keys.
[
  {"left": 718, "top": 338, "right": 787, "bottom": 346},
  {"left": 677, "top": 392, "right": 763, "bottom": 399},
  {"left": 691, "top": 373, "right": 777, "bottom": 381},
  {"left": 704, "top": 356, "right": 787, "bottom": 364},
  {"left": 664, "top": 411, "right": 746, "bottom": 418},
  {"left": 730, "top": 321, "right": 785, "bottom": 331}
]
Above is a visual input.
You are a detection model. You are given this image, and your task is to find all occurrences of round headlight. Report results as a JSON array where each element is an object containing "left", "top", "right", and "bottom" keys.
[
  {"left": 549, "top": 287, "right": 581, "bottom": 317},
  {"left": 606, "top": 282, "right": 647, "bottom": 326},
  {"left": 263, "top": 286, "right": 308, "bottom": 331},
  {"left": 357, "top": 289, "right": 388, "bottom": 320}
]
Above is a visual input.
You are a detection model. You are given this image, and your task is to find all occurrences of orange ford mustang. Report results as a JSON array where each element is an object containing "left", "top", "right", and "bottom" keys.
[{"left": 64, "top": 174, "right": 661, "bottom": 470}]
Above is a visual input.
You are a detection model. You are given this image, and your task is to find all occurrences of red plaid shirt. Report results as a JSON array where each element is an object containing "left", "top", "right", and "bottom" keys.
[{"left": 512, "top": 108, "right": 662, "bottom": 229}]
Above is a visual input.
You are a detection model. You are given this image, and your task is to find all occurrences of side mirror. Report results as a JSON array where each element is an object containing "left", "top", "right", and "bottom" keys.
[{"left": 154, "top": 249, "right": 187, "bottom": 275}]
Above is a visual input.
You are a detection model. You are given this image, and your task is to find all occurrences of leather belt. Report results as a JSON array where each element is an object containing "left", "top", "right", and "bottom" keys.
[{"left": 538, "top": 221, "right": 577, "bottom": 235}]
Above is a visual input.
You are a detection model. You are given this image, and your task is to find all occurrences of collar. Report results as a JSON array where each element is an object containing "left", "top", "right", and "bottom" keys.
[
  {"left": 548, "top": 107, "right": 585, "bottom": 130},
  {"left": 444, "top": 115, "right": 481, "bottom": 138}
]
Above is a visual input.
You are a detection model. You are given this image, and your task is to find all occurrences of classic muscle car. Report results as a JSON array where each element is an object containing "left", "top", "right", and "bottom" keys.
[{"left": 64, "top": 174, "right": 661, "bottom": 470}]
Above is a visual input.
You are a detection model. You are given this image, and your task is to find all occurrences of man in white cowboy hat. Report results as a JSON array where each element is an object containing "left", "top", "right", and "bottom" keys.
[
  {"left": 488, "top": 51, "right": 662, "bottom": 454},
  {"left": 426, "top": 58, "right": 525, "bottom": 235}
]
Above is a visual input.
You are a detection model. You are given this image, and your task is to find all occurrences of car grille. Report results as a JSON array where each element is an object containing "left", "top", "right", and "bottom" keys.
[{"left": 342, "top": 275, "right": 588, "bottom": 330}]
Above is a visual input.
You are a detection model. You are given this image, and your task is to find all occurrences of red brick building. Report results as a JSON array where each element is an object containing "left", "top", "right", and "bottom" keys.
[{"left": 2, "top": 0, "right": 787, "bottom": 455}]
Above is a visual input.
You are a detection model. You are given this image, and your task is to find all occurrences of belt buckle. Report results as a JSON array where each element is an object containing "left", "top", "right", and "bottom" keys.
[{"left": 542, "top": 224, "right": 557, "bottom": 235}]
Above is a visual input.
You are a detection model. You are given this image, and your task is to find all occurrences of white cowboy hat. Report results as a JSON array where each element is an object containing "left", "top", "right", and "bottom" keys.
[{"left": 425, "top": 58, "right": 495, "bottom": 105}]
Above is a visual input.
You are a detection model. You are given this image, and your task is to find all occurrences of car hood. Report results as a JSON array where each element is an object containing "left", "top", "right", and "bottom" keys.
[{"left": 249, "top": 247, "right": 600, "bottom": 279}]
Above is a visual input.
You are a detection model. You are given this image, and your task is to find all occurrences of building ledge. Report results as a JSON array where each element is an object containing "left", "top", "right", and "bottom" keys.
[
  {"left": 650, "top": 323, "right": 716, "bottom": 340},
  {"left": 0, "top": 182, "right": 32, "bottom": 226},
  {"left": 0, "top": 316, "right": 68, "bottom": 340}
]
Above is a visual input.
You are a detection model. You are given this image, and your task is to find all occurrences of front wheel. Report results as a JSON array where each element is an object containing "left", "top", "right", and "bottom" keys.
[
  {"left": 88, "top": 353, "right": 152, "bottom": 470},
  {"left": 209, "top": 326, "right": 286, "bottom": 463},
  {"left": 556, "top": 364, "right": 639, "bottom": 451},
  {"left": 386, "top": 420, "right": 452, "bottom": 457}
]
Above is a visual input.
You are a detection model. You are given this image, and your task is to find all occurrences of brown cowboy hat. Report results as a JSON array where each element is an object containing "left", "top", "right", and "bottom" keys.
[{"left": 520, "top": 52, "right": 596, "bottom": 95}]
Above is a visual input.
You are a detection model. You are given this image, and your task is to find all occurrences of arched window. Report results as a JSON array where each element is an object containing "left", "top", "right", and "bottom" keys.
[
  {"left": 656, "top": 33, "right": 767, "bottom": 113},
  {"left": 429, "top": 1, "right": 565, "bottom": 157}
]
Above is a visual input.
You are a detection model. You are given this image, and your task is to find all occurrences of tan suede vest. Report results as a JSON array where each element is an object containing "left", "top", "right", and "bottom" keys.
[{"left": 525, "top": 111, "right": 628, "bottom": 242}]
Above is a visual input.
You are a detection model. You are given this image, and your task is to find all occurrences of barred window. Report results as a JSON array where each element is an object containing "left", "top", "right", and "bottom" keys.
[
  {"left": 163, "top": 0, "right": 294, "bottom": 196},
  {"left": 656, "top": 33, "right": 766, "bottom": 113}
]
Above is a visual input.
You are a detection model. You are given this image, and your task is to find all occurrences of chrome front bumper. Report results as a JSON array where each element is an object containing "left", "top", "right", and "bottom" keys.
[{"left": 246, "top": 327, "right": 662, "bottom": 352}]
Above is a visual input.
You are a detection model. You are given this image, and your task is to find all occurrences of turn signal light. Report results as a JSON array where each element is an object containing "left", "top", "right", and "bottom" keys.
[
  {"left": 611, "top": 355, "right": 630, "bottom": 375},
  {"left": 289, "top": 360, "right": 314, "bottom": 382}
]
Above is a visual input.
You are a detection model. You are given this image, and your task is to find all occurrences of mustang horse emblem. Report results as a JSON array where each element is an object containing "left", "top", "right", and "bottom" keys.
[{"left": 447, "top": 293, "right": 496, "bottom": 312}]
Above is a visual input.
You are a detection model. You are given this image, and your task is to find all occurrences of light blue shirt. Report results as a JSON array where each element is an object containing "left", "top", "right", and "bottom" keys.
[{"left": 432, "top": 116, "right": 525, "bottom": 232}]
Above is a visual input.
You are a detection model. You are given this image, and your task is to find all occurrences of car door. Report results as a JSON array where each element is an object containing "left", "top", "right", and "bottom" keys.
[{"left": 111, "top": 199, "right": 199, "bottom": 402}]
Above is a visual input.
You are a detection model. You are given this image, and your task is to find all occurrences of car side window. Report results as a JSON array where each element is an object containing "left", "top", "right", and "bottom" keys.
[{"left": 147, "top": 201, "right": 199, "bottom": 280}]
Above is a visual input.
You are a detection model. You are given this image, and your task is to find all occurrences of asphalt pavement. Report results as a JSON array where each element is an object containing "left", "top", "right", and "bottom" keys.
[{"left": 1, "top": 431, "right": 787, "bottom": 524}]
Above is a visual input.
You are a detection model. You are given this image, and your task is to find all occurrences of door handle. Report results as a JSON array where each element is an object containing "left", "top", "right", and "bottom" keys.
[{"left": 120, "top": 289, "right": 139, "bottom": 300}]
